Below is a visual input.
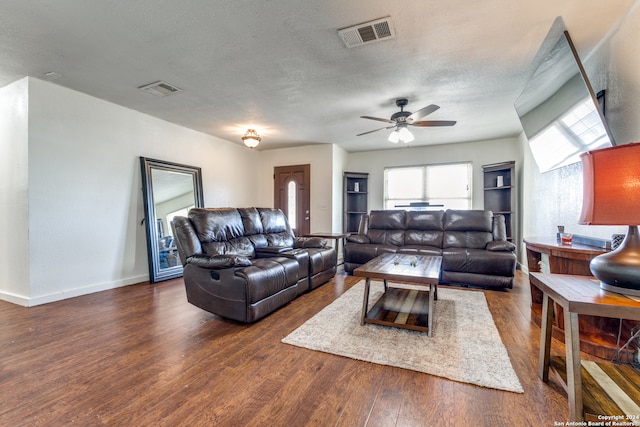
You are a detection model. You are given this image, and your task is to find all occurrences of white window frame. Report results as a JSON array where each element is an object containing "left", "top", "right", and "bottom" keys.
[{"left": 383, "top": 162, "right": 473, "bottom": 210}]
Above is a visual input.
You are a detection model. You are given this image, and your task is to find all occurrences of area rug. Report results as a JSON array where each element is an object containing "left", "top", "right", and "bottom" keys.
[{"left": 282, "top": 281, "right": 524, "bottom": 393}]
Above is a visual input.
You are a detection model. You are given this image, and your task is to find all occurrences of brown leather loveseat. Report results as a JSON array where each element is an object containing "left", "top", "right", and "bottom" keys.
[
  {"left": 172, "top": 207, "right": 336, "bottom": 322},
  {"left": 344, "top": 209, "right": 516, "bottom": 289}
]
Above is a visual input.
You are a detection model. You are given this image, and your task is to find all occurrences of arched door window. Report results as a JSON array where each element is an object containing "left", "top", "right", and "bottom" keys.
[{"left": 287, "top": 180, "right": 297, "bottom": 229}]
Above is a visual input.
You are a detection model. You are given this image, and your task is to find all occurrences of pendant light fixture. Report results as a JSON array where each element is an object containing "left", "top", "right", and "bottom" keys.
[{"left": 242, "top": 129, "right": 261, "bottom": 148}]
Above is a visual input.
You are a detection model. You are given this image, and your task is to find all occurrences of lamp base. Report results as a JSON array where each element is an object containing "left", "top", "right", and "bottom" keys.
[
  {"left": 600, "top": 282, "right": 640, "bottom": 297},
  {"left": 591, "top": 225, "right": 640, "bottom": 296}
]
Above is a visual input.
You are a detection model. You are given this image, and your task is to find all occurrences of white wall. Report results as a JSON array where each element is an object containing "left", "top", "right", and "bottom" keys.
[
  {"left": 3, "top": 78, "right": 261, "bottom": 306},
  {"left": 257, "top": 144, "right": 334, "bottom": 233},
  {"left": 520, "top": 3, "right": 639, "bottom": 268},
  {"left": 346, "top": 137, "right": 523, "bottom": 212},
  {"left": 591, "top": 0, "right": 640, "bottom": 146},
  {"left": 3, "top": 2, "right": 638, "bottom": 305},
  {"left": 0, "top": 78, "right": 30, "bottom": 304},
  {"left": 332, "top": 144, "right": 349, "bottom": 233}
]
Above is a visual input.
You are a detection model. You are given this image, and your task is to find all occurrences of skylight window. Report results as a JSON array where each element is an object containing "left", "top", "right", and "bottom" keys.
[{"left": 528, "top": 98, "right": 609, "bottom": 173}]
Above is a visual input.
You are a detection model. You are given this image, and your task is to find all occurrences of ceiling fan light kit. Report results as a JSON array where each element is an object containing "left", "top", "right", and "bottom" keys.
[
  {"left": 359, "top": 98, "right": 456, "bottom": 144},
  {"left": 388, "top": 124, "right": 414, "bottom": 143},
  {"left": 388, "top": 130, "right": 400, "bottom": 143},
  {"left": 398, "top": 125, "right": 414, "bottom": 143}
]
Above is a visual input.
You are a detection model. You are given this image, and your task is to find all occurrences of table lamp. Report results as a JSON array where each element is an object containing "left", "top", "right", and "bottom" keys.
[{"left": 579, "top": 143, "right": 640, "bottom": 296}]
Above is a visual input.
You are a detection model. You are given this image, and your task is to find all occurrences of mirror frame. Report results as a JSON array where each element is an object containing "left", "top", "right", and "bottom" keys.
[{"left": 140, "top": 157, "right": 204, "bottom": 283}]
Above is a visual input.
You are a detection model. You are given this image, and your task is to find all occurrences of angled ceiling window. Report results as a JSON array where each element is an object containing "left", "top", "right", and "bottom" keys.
[{"left": 528, "top": 97, "right": 609, "bottom": 173}]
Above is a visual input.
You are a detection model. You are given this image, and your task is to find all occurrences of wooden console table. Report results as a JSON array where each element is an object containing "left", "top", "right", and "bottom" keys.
[
  {"left": 523, "top": 237, "right": 636, "bottom": 359},
  {"left": 534, "top": 273, "right": 640, "bottom": 421}
]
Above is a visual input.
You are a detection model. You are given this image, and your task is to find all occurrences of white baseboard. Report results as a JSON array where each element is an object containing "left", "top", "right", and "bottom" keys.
[
  {"left": 518, "top": 262, "right": 529, "bottom": 275},
  {"left": 0, "top": 290, "right": 30, "bottom": 306},
  {"left": 0, "top": 274, "right": 150, "bottom": 307}
]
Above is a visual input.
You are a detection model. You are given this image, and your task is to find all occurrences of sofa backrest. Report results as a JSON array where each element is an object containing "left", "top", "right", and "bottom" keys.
[
  {"left": 359, "top": 209, "right": 504, "bottom": 250},
  {"left": 188, "top": 208, "right": 256, "bottom": 257},
  {"left": 255, "top": 208, "right": 295, "bottom": 248},
  {"left": 173, "top": 207, "right": 296, "bottom": 260},
  {"left": 367, "top": 210, "right": 406, "bottom": 246},
  {"left": 442, "top": 210, "right": 493, "bottom": 249},
  {"left": 366, "top": 210, "right": 447, "bottom": 248},
  {"left": 404, "top": 210, "right": 445, "bottom": 247}
]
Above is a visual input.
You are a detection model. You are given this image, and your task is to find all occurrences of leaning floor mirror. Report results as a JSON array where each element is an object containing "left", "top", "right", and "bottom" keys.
[{"left": 140, "top": 157, "right": 204, "bottom": 283}]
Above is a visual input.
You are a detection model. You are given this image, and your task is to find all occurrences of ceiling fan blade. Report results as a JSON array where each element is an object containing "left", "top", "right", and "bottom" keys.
[
  {"left": 360, "top": 115, "right": 395, "bottom": 124},
  {"left": 406, "top": 104, "right": 439, "bottom": 123},
  {"left": 356, "top": 125, "right": 395, "bottom": 136},
  {"left": 412, "top": 120, "right": 457, "bottom": 127}
]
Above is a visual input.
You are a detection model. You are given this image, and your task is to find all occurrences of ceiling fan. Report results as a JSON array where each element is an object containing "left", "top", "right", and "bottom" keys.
[{"left": 357, "top": 98, "right": 456, "bottom": 143}]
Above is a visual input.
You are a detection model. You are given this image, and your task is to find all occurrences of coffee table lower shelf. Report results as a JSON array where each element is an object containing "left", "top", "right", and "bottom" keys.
[{"left": 363, "top": 287, "right": 434, "bottom": 334}]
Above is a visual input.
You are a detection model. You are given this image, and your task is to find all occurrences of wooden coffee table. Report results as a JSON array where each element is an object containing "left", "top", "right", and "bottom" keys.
[{"left": 354, "top": 253, "right": 442, "bottom": 336}]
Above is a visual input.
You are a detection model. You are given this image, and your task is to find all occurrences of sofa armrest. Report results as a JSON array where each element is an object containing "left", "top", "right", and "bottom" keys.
[
  {"left": 486, "top": 240, "right": 516, "bottom": 252},
  {"left": 294, "top": 237, "right": 327, "bottom": 248},
  {"left": 346, "top": 234, "right": 370, "bottom": 244},
  {"left": 186, "top": 254, "right": 253, "bottom": 269},
  {"left": 255, "top": 246, "right": 293, "bottom": 256},
  {"left": 492, "top": 214, "right": 508, "bottom": 241}
]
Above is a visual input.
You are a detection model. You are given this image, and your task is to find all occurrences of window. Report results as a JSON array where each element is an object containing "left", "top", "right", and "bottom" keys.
[
  {"left": 384, "top": 162, "right": 472, "bottom": 210},
  {"left": 287, "top": 180, "right": 297, "bottom": 229},
  {"left": 165, "top": 206, "right": 194, "bottom": 237},
  {"left": 528, "top": 97, "right": 611, "bottom": 173}
]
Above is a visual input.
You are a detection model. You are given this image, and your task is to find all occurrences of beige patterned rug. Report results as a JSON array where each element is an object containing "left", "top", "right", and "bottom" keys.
[{"left": 282, "top": 280, "right": 524, "bottom": 393}]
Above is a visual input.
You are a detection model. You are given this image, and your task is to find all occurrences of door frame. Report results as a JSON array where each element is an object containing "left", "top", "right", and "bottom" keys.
[{"left": 274, "top": 164, "right": 311, "bottom": 236}]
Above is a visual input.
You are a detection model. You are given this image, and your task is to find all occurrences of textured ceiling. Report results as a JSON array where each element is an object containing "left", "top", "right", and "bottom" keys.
[{"left": 0, "top": 0, "right": 634, "bottom": 152}]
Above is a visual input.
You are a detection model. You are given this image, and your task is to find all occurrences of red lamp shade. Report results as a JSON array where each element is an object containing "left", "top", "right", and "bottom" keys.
[
  {"left": 579, "top": 143, "right": 640, "bottom": 226},
  {"left": 579, "top": 142, "right": 640, "bottom": 296}
]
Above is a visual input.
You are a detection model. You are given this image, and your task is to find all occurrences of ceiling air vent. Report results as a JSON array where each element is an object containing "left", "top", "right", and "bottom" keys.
[
  {"left": 138, "top": 81, "right": 182, "bottom": 96},
  {"left": 338, "top": 17, "right": 395, "bottom": 48}
]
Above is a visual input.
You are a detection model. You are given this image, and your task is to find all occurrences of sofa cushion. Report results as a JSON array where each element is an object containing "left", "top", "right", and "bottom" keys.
[
  {"left": 346, "top": 234, "right": 370, "bottom": 244},
  {"left": 405, "top": 211, "right": 444, "bottom": 230},
  {"left": 172, "top": 215, "right": 203, "bottom": 260},
  {"left": 257, "top": 208, "right": 295, "bottom": 247},
  {"left": 441, "top": 270, "right": 513, "bottom": 289},
  {"left": 344, "top": 243, "right": 397, "bottom": 264},
  {"left": 442, "top": 248, "right": 516, "bottom": 277},
  {"left": 258, "top": 208, "right": 289, "bottom": 233},
  {"left": 294, "top": 236, "right": 327, "bottom": 248},
  {"left": 492, "top": 214, "right": 507, "bottom": 240},
  {"left": 369, "top": 210, "right": 406, "bottom": 230},
  {"left": 238, "top": 207, "right": 264, "bottom": 235},
  {"left": 202, "top": 237, "right": 255, "bottom": 257},
  {"left": 306, "top": 248, "right": 337, "bottom": 275},
  {"left": 187, "top": 254, "right": 252, "bottom": 269},
  {"left": 443, "top": 210, "right": 493, "bottom": 249},
  {"left": 486, "top": 240, "right": 516, "bottom": 251},
  {"left": 404, "top": 230, "right": 443, "bottom": 247},
  {"left": 189, "top": 208, "right": 245, "bottom": 242},
  {"left": 235, "top": 258, "right": 299, "bottom": 304},
  {"left": 397, "top": 246, "right": 442, "bottom": 256},
  {"left": 444, "top": 210, "right": 492, "bottom": 232},
  {"left": 443, "top": 231, "right": 492, "bottom": 249},
  {"left": 368, "top": 229, "right": 405, "bottom": 246}
]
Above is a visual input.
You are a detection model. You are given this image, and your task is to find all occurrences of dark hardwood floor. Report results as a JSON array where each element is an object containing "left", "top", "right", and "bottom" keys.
[{"left": 0, "top": 270, "right": 575, "bottom": 426}]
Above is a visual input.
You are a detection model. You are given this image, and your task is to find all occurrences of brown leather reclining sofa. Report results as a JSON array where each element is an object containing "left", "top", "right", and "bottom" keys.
[
  {"left": 344, "top": 209, "right": 517, "bottom": 289},
  {"left": 172, "top": 207, "right": 336, "bottom": 322}
]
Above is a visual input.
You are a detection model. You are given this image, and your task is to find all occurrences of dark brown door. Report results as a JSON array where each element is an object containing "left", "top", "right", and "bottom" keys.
[{"left": 274, "top": 164, "right": 310, "bottom": 236}]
